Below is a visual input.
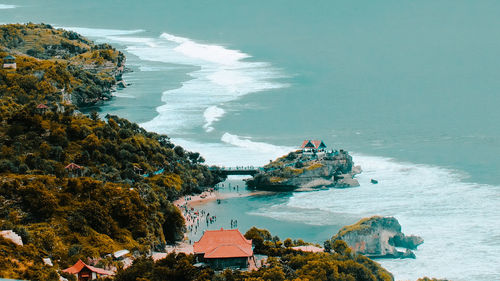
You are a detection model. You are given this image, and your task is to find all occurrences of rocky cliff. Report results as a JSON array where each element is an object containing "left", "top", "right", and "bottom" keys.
[
  {"left": 245, "top": 149, "right": 360, "bottom": 191},
  {"left": 329, "top": 216, "right": 424, "bottom": 259}
]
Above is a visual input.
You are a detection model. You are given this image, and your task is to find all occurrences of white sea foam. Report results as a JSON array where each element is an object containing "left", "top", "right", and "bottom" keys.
[
  {"left": 62, "top": 27, "right": 144, "bottom": 37},
  {"left": 203, "top": 106, "right": 225, "bottom": 132},
  {"left": 221, "top": 133, "right": 292, "bottom": 155},
  {"left": 172, "top": 133, "right": 293, "bottom": 167},
  {"left": 250, "top": 154, "right": 500, "bottom": 281},
  {"left": 139, "top": 66, "right": 183, "bottom": 72},
  {"left": 134, "top": 32, "right": 286, "bottom": 133},
  {"left": 0, "top": 4, "right": 15, "bottom": 9},
  {"left": 112, "top": 92, "right": 135, "bottom": 99},
  {"left": 160, "top": 32, "right": 250, "bottom": 65},
  {"left": 57, "top": 27, "right": 286, "bottom": 134}
]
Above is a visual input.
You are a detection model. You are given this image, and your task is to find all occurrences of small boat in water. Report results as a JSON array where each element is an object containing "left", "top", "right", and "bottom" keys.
[{"left": 370, "top": 179, "right": 378, "bottom": 184}]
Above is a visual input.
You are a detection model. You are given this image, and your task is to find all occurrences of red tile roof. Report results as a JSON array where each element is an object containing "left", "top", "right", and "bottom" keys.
[
  {"left": 300, "top": 140, "right": 326, "bottom": 149},
  {"left": 65, "top": 163, "right": 82, "bottom": 170},
  {"left": 62, "top": 259, "right": 114, "bottom": 276},
  {"left": 36, "top": 104, "right": 49, "bottom": 109},
  {"left": 193, "top": 228, "right": 253, "bottom": 259}
]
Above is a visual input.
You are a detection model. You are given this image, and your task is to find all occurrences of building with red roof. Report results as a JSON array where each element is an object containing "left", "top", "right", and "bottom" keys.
[
  {"left": 62, "top": 259, "right": 114, "bottom": 281},
  {"left": 36, "top": 103, "right": 49, "bottom": 109},
  {"left": 65, "top": 163, "right": 82, "bottom": 170},
  {"left": 193, "top": 228, "right": 253, "bottom": 269},
  {"left": 300, "top": 140, "right": 327, "bottom": 153}
]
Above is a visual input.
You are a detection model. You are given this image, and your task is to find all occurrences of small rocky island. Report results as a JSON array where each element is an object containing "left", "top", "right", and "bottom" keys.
[
  {"left": 245, "top": 140, "right": 361, "bottom": 191},
  {"left": 328, "top": 216, "right": 424, "bottom": 259}
]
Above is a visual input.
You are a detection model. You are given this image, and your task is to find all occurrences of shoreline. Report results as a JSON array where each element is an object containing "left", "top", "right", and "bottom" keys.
[
  {"left": 162, "top": 186, "right": 274, "bottom": 256},
  {"left": 173, "top": 188, "right": 275, "bottom": 229}
]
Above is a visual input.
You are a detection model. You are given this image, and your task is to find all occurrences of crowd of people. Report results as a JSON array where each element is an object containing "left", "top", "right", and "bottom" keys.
[
  {"left": 175, "top": 194, "right": 223, "bottom": 243},
  {"left": 230, "top": 219, "right": 238, "bottom": 228},
  {"left": 175, "top": 185, "right": 245, "bottom": 244}
]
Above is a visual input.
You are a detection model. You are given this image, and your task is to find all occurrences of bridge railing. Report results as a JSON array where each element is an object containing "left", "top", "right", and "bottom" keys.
[{"left": 209, "top": 166, "right": 261, "bottom": 171}]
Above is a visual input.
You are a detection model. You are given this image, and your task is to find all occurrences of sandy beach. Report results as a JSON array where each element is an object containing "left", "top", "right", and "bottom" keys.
[
  {"left": 174, "top": 189, "right": 274, "bottom": 209},
  {"left": 161, "top": 187, "right": 271, "bottom": 256},
  {"left": 163, "top": 185, "right": 274, "bottom": 255}
]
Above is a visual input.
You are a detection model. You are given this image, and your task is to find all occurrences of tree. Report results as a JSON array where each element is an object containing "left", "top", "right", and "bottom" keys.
[
  {"left": 332, "top": 240, "right": 351, "bottom": 256},
  {"left": 89, "top": 110, "right": 99, "bottom": 123},
  {"left": 244, "top": 227, "right": 272, "bottom": 253},
  {"left": 323, "top": 240, "right": 332, "bottom": 253}
]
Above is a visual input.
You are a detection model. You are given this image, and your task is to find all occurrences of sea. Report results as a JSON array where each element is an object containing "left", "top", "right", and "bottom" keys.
[{"left": 2, "top": 1, "right": 500, "bottom": 280}]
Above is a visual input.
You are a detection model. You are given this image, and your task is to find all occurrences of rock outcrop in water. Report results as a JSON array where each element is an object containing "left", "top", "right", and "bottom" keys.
[
  {"left": 329, "top": 216, "right": 424, "bottom": 259},
  {"left": 245, "top": 149, "right": 360, "bottom": 191}
]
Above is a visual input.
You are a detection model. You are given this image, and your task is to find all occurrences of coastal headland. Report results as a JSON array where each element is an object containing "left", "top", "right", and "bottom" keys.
[{"left": 246, "top": 145, "right": 361, "bottom": 191}]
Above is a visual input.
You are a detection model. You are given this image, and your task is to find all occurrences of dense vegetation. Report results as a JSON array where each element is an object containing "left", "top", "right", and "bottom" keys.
[
  {"left": 0, "top": 24, "right": 225, "bottom": 280},
  {"left": 0, "top": 23, "right": 125, "bottom": 106},
  {"left": 0, "top": 105, "right": 225, "bottom": 279},
  {"left": 114, "top": 228, "right": 394, "bottom": 281}
]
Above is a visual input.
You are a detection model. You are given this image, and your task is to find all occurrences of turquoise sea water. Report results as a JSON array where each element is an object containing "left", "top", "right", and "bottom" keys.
[{"left": 2, "top": 1, "right": 500, "bottom": 280}]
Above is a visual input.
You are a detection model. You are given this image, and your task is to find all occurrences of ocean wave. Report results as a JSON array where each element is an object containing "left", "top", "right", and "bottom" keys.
[
  {"left": 62, "top": 27, "right": 145, "bottom": 37},
  {"left": 57, "top": 26, "right": 286, "bottom": 135},
  {"left": 172, "top": 133, "right": 293, "bottom": 167},
  {"left": 0, "top": 4, "right": 15, "bottom": 9},
  {"left": 160, "top": 32, "right": 250, "bottom": 65},
  {"left": 251, "top": 154, "right": 500, "bottom": 281},
  {"left": 138, "top": 33, "right": 287, "bottom": 134},
  {"left": 139, "top": 66, "right": 184, "bottom": 72},
  {"left": 220, "top": 132, "right": 292, "bottom": 155},
  {"left": 203, "top": 106, "right": 225, "bottom": 132}
]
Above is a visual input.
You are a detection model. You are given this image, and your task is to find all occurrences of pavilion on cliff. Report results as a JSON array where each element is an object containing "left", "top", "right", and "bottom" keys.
[{"left": 300, "top": 140, "right": 327, "bottom": 153}]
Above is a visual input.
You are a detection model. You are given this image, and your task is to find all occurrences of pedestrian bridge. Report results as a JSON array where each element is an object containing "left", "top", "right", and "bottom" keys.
[{"left": 210, "top": 166, "right": 261, "bottom": 176}]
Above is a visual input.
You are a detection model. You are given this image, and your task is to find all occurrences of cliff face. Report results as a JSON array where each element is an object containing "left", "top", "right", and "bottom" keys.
[
  {"left": 0, "top": 23, "right": 125, "bottom": 106},
  {"left": 330, "top": 216, "right": 424, "bottom": 259},
  {"left": 245, "top": 149, "right": 360, "bottom": 191}
]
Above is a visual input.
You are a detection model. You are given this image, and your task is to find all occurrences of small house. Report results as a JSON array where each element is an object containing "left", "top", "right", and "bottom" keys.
[
  {"left": 65, "top": 163, "right": 83, "bottom": 177},
  {"left": 62, "top": 259, "right": 114, "bottom": 281},
  {"left": 2, "top": 55, "right": 16, "bottom": 70},
  {"left": 36, "top": 103, "right": 49, "bottom": 114},
  {"left": 300, "top": 140, "right": 327, "bottom": 153},
  {"left": 193, "top": 228, "right": 254, "bottom": 269}
]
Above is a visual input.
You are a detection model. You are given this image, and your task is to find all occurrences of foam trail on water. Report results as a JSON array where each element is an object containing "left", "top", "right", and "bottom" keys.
[
  {"left": 251, "top": 154, "right": 500, "bottom": 281},
  {"left": 203, "top": 106, "right": 225, "bottom": 132},
  {"left": 173, "top": 133, "right": 294, "bottom": 167},
  {"left": 62, "top": 27, "right": 145, "bottom": 37},
  {"left": 221, "top": 133, "right": 292, "bottom": 155},
  {"left": 60, "top": 27, "right": 286, "bottom": 134},
  {"left": 161, "top": 33, "right": 250, "bottom": 65},
  {"left": 135, "top": 32, "right": 287, "bottom": 134},
  {"left": 0, "top": 4, "right": 15, "bottom": 9}
]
